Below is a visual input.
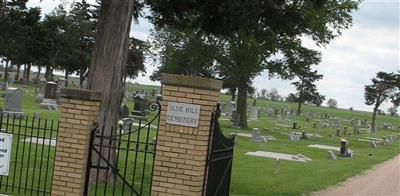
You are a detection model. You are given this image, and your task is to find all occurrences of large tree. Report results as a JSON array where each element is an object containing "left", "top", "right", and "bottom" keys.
[
  {"left": 147, "top": 0, "right": 359, "bottom": 128},
  {"left": 327, "top": 98, "right": 338, "bottom": 109},
  {"left": 86, "top": 0, "right": 136, "bottom": 180},
  {"left": 364, "top": 71, "right": 400, "bottom": 132},
  {"left": 65, "top": 0, "right": 96, "bottom": 87},
  {"left": 0, "top": 1, "right": 38, "bottom": 82},
  {"left": 291, "top": 66, "right": 325, "bottom": 115},
  {"left": 149, "top": 28, "right": 219, "bottom": 81}
]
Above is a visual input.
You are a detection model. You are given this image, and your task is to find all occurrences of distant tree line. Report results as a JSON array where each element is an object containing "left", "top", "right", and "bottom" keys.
[{"left": 0, "top": 0, "right": 146, "bottom": 87}]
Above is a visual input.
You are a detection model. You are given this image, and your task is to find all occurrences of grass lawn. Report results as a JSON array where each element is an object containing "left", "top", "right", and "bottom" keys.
[
  {"left": 219, "top": 95, "right": 400, "bottom": 195},
  {"left": 0, "top": 81, "right": 399, "bottom": 195}
]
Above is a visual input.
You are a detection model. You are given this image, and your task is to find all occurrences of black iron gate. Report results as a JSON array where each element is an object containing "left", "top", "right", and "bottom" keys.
[
  {"left": 205, "top": 104, "right": 235, "bottom": 196},
  {"left": 84, "top": 98, "right": 161, "bottom": 196},
  {"left": 0, "top": 113, "right": 59, "bottom": 195}
]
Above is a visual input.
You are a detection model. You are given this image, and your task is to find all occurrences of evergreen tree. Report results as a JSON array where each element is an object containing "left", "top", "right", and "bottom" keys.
[
  {"left": 291, "top": 67, "right": 325, "bottom": 115},
  {"left": 364, "top": 71, "right": 400, "bottom": 131}
]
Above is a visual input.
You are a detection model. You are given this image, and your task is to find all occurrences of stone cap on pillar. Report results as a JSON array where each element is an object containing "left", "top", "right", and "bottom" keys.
[
  {"left": 161, "top": 73, "right": 222, "bottom": 91},
  {"left": 60, "top": 88, "right": 102, "bottom": 101}
]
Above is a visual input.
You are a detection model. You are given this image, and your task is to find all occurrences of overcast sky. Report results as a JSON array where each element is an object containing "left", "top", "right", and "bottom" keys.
[{"left": 27, "top": 0, "right": 400, "bottom": 112}]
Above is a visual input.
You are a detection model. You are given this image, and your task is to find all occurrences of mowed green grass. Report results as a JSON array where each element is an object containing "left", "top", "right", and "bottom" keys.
[
  {"left": 219, "top": 95, "right": 400, "bottom": 195},
  {"left": 0, "top": 82, "right": 399, "bottom": 195}
]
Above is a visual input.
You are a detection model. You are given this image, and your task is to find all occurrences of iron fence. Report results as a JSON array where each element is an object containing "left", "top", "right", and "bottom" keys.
[
  {"left": 0, "top": 113, "right": 59, "bottom": 196},
  {"left": 84, "top": 99, "right": 161, "bottom": 196}
]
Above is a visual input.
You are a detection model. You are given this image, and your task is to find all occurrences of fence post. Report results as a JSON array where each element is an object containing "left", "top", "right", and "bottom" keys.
[
  {"left": 151, "top": 74, "right": 222, "bottom": 195},
  {"left": 51, "top": 88, "right": 102, "bottom": 196}
]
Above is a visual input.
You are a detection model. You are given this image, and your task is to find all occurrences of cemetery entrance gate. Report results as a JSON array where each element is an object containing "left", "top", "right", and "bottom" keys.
[
  {"left": 205, "top": 104, "right": 235, "bottom": 196},
  {"left": 83, "top": 99, "right": 161, "bottom": 196}
]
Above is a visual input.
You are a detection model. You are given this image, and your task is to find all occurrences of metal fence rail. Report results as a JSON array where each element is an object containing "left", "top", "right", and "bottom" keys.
[
  {"left": 0, "top": 113, "right": 59, "bottom": 196},
  {"left": 84, "top": 99, "right": 161, "bottom": 196}
]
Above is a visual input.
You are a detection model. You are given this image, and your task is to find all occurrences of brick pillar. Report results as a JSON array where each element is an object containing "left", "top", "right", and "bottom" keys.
[
  {"left": 51, "top": 89, "right": 102, "bottom": 196},
  {"left": 151, "top": 74, "right": 222, "bottom": 196}
]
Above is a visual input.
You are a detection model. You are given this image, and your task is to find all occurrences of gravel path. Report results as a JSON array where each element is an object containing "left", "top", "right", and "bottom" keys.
[{"left": 314, "top": 154, "right": 400, "bottom": 196}]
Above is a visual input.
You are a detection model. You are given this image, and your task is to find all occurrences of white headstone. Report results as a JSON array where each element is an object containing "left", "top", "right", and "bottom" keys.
[{"left": 250, "top": 107, "right": 258, "bottom": 121}]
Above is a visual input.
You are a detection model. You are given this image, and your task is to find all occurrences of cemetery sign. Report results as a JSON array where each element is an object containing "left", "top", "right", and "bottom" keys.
[
  {"left": 0, "top": 133, "right": 12, "bottom": 176},
  {"left": 166, "top": 102, "right": 200, "bottom": 128}
]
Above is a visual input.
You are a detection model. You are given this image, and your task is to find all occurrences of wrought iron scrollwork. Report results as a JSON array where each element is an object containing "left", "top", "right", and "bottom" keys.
[{"left": 148, "top": 95, "right": 162, "bottom": 112}]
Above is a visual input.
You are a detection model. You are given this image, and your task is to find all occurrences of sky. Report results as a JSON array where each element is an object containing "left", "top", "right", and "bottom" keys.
[{"left": 26, "top": 0, "right": 400, "bottom": 112}]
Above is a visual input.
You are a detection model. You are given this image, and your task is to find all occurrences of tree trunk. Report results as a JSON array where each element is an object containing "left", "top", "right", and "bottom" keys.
[
  {"left": 297, "top": 81, "right": 304, "bottom": 116},
  {"left": 371, "top": 106, "right": 378, "bottom": 132},
  {"left": 26, "top": 63, "right": 31, "bottom": 81},
  {"left": 3, "top": 59, "right": 8, "bottom": 82},
  {"left": 236, "top": 77, "right": 248, "bottom": 128},
  {"left": 64, "top": 67, "right": 69, "bottom": 88},
  {"left": 44, "top": 65, "right": 50, "bottom": 81},
  {"left": 297, "top": 99, "right": 302, "bottom": 116},
  {"left": 14, "top": 64, "right": 21, "bottom": 82},
  {"left": 79, "top": 70, "right": 84, "bottom": 89},
  {"left": 86, "top": 0, "right": 135, "bottom": 182},
  {"left": 230, "top": 87, "right": 236, "bottom": 101},
  {"left": 36, "top": 66, "right": 41, "bottom": 80},
  {"left": 22, "top": 64, "right": 27, "bottom": 84}
]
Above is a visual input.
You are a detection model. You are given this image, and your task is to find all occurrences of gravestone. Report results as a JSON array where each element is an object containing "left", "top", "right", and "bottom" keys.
[
  {"left": 368, "top": 124, "right": 374, "bottom": 132},
  {"left": 370, "top": 141, "right": 379, "bottom": 148},
  {"left": 3, "top": 88, "right": 24, "bottom": 117},
  {"left": 312, "top": 122, "right": 317, "bottom": 128},
  {"left": 7, "top": 77, "right": 13, "bottom": 85},
  {"left": 301, "top": 131, "right": 308, "bottom": 139},
  {"left": 227, "top": 101, "right": 236, "bottom": 117},
  {"left": 231, "top": 109, "right": 237, "bottom": 121},
  {"left": 119, "top": 104, "right": 130, "bottom": 118},
  {"left": 132, "top": 93, "right": 146, "bottom": 116},
  {"left": 250, "top": 107, "right": 258, "bottom": 121},
  {"left": 292, "top": 121, "right": 298, "bottom": 129},
  {"left": 288, "top": 134, "right": 301, "bottom": 141},
  {"left": 276, "top": 115, "right": 282, "bottom": 122},
  {"left": 339, "top": 139, "right": 348, "bottom": 156},
  {"left": 335, "top": 129, "right": 340, "bottom": 137},
  {"left": 33, "top": 112, "right": 40, "bottom": 119},
  {"left": 0, "top": 82, "right": 7, "bottom": 91},
  {"left": 388, "top": 135, "right": 395, "bottom": 143},
  {"left": 121, "top": 118, "right": 134, "bottom": 133},
  {"left": 232, "top": 113, "right": 240, "bottom": 127},
  {"left": 327, "top": 150, "right": 337, "bottom": 160},
  {"left": 353, "top": 127, "right": 359, "bottom": 135},
  {"left": 40, "top": 81, "right": 58, "bottom": 110},
  {"left": 57, "top": 78, "right": 67, "bottom": 88},
  {"left": 44, "top": 81, "right": 57, "bottom": 99},
  {"left": 267, "top": 108, "right": 274, "bottom": 117},
  {"left": 36, "top": 81, "right": 46, "bottom": 102},
  {"left": 330, "top": 118, "right": 341, "bottom": 128},
  {"left": 273, "top": 108, "right": 279, "bottom": 116},
  {"left": 220, "top": 102, "right": 227, "bottom": 114},
  {"left": 250, "top": 128, "right": 267, "bottom": 143}
]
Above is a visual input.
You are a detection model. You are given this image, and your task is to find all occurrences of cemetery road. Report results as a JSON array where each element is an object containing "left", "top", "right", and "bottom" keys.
[{"left": 314, "top": 154, "right": 400, "bottom": 196}]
